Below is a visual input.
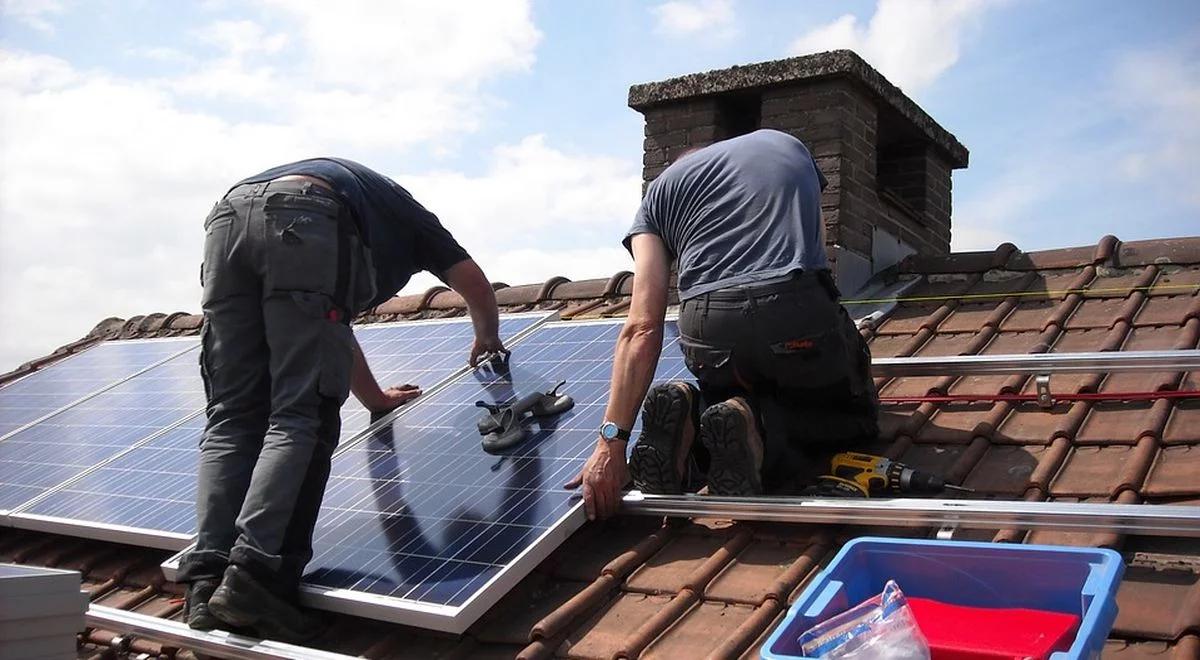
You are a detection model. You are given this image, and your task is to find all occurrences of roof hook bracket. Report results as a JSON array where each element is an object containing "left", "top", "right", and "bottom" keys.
[{"left": 1035, "top": 373, "right": 1053, "bottom": 409}]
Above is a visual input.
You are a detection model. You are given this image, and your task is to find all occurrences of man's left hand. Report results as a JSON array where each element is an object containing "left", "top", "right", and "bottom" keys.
[
  {"left": 470, "top": 334, "right": 508, "bottom": 368},
  {"left": 565, "top": 439, "right": 630, "bottom": 521}
]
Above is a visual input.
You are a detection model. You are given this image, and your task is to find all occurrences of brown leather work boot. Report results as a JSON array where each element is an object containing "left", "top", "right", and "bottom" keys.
[
  {"left": 628, "top": 382, "right": 700, "bottom": 495},
  {"left": 699, "top": 397, "right": 765, "bottom": 496}
]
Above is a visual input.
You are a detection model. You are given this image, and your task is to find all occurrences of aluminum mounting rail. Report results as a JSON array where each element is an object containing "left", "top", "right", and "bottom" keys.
[
  {"left": 621, "top": 492, "right": 1200, "bottom": 537},
  {"left": 86, "top": 605, "right": 360, "bottom": 660},
  {"left": 871, "top": 349, "right": 1200, "bottom": 378}
]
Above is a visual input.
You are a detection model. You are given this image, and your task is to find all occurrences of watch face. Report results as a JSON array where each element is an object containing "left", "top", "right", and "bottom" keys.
[{"left": 600, "top": 422, "right": 618, "bottom": 440}]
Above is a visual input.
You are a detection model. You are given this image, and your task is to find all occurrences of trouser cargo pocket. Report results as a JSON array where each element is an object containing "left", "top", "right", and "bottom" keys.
[
  {"left": 768, "top": 325, "right": 852, "bottom": 391},
  {"left": 286, "top": 291, "right": 354, "bottom": 404},
  {"left": 263, "top": 191, "right": 343, "bottom": 298}
]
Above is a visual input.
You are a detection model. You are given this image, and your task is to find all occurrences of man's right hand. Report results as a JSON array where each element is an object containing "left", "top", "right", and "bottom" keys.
[{"left": 365, "top": 383, "right": 422, "bottom": 414}]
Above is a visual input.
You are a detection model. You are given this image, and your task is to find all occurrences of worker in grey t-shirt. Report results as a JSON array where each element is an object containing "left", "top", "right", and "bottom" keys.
[{"left": 567, "top": 129, "right": 879, "bottom": 520}]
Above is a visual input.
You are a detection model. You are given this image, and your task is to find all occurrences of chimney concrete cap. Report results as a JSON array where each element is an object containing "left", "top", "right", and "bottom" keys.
[{"left": 628, "top": 49, "right": 968, "bottom": 168}]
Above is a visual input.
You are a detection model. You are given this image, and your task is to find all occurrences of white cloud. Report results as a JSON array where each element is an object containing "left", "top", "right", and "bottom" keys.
[
  {"left": 1109, "top": 43, "right": 1200, "bottom": 207},
  {"left": 165, "top": 3, "right": 541, "bottom": 150},
  {"left": 789, "top": 0, "right": 997, "bottom": 95},
  {"left": 403, "top": 135, "right": 640, "bottom": 241},
  {"left": 269, "top": 1, "right": 540, "bottom": 91},
  {"left": 0, "top": 0, "right": 63, "bottom": 34},
  {"left": 651, "top": 0, "right": 735, "bottom": 39},
  {"left": 0, "top": 50, "right": 313, "bottom": 370}
]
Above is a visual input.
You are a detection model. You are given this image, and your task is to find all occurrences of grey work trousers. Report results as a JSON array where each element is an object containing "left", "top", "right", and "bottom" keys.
[
  {"left": 177, "top": 179, "right": 374, "bottom": 596},
  {"left": 677, "top": 270, "right": 879, "bottom": 492}
]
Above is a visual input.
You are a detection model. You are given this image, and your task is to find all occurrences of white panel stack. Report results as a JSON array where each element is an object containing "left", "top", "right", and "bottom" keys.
[{"left": 0, "top": 564, "right": 88, "bottom": 660}]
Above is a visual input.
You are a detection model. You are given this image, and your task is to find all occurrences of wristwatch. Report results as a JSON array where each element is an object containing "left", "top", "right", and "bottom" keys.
[{"left": 599, "top": 421, "right": 631, "bottom": 442}]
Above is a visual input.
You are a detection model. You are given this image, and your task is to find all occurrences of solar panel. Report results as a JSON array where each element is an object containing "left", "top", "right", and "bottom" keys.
[
  {"left": 273, "top": 320, "right": 689, "bottom": 632},
  {"left": 8, "top": 314, "right": 551, "bottom": 547},
  {"left": 0, "top": 346, "right": 206, "bottom": 513},
  {"left": 0, "top": 338, "right": 195, "bottom": 439}
]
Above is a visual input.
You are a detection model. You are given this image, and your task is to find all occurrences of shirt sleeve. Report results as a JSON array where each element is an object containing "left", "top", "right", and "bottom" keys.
[
  {"left": 811, "top": 154, "right": 828, "bottom": 191},
  {"left": 413, "top": 208, "right": 471, "bottom": 277},
  {"left": 622, "top": 185, "right": 664, "bottom": 256}
]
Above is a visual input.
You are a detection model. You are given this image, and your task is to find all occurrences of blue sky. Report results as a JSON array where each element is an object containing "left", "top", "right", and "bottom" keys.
[{"left": 1, "top": 0, "right": 1197, "bottom": 368}]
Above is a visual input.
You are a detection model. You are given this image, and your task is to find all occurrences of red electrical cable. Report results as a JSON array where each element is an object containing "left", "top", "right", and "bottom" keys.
[{"left": 879, "top": 389, "right": 1200, "bottom": 405}]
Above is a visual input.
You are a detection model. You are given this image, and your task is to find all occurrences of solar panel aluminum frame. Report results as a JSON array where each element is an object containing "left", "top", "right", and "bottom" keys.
[
  {"left": 164, "top": 317, "right": 644, "bottom": 633},
  {"left": 0, "top": 336, "right": 199, "bottom": 444},
  {"left": 5, "top": 312, "right": 558, "bottom": 551}
]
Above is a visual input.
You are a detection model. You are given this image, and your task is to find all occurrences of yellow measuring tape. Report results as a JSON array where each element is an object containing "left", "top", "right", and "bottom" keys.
[{"left": 842, "top": 283, "right": 1200, "bottom": 306}]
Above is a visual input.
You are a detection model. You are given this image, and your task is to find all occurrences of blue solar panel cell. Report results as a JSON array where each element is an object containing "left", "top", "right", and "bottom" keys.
[
  {"left": 18, "top": 415, "right": 205, "bottom": 538},
  {"left": 0, "top": 339, "right": 194, "bottom": 438},
  {"left": 11, "top": 314, "right": 549, "bottom": 543},
  {"left": 0, "top": 349, "right": 206, "bottom": 511},
  {"left": 299, "top": 320, "right": 690, "bottom": 625}
]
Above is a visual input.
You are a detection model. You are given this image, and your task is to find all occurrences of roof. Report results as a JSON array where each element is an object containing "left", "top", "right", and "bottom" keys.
[
  {"left": 4, "top": 233, "right": 1200, "bottom": 659},
  {"left": 626, "top": 50, "right": 969, "bottom": 168}
]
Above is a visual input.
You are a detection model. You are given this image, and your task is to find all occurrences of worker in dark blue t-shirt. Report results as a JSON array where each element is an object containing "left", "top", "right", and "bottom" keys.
[
  {"left": 176, "top": 158, "right": 507, "bottom": 641},
  {"left": 567, "top": 130, "right": 879, "bottom": 520}
]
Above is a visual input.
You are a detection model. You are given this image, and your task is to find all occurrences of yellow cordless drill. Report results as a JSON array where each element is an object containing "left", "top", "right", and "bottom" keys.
[{"left": 812, "top": 452, "right": 975, "bottom": 498}]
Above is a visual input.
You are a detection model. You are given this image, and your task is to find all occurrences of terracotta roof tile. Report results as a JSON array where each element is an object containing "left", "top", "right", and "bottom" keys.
[
  {"left": 641, "top": 600, "right": 759, "bottom": 660},
  {"left": 1149, "top": 265, "right": 1200, "bottom": 295},
  {"left": 705, "top": 540, "right": 822, "bottom": 605},
  {"left": 1162, "top": 402, "right": 1200, "bottom": 445},
  {"left": 1135, "top": 295, "right": 1195, "bottom": 326},
  {"left": 913, "top": 403, "right": 998, "bottom": 443},
  {"left": 625, "top": 530, "right": 743, "bottom": 595},
  {"left": 898, "top": 440, "right": 986, "bottom": 484},
  {"left": 1066, "top": 297, "right": 1136, "bottom": 329},
  {"left": 739, "top": 610, "right": 786, "bottom": 660},
  {"left": 1104, "top": 636, "right": 1200, "bottom": 659},
  {"left": 551, "top": 276, "right": 621, "bottom": 301},
  {"left": 1082, "top": 266, "right": 1158, "bottom": 298},
  {"left": 872, "top": 302, "right": 942, "bottom": 334},
  {"left": 1049, "top": 438, "right": 1158, "bottom": 497},
  {"left": 994, "top": 403, "right": 1082, "bottom": 444},
  {"left": 998, "top": 298, "right": 1060, "bottom": 332},
  {"left": 1142, "top": 443, "right": 1200, "bottom": 498},
  {"left": 930, "top": 301, "right": 1005, "bottom": 333},
  {"left": 1005, "top": 245, "right": 1099, "bottom": 271},
  {"left": 1076, "top": 400, "right": 1172, "bottom": 445},
  {"left": 559, "top": 592, "right": 673, "bottom": 659},
  {"left": 866, "top": 332, "right": 917, "bottom": 358},
  {"left": 964, "top": 442, "right": 1062, "bottom": 496},
  {"left": 1113, "top": 565, "right": 1200, "bottom": 640},
  {"left": 1116, "top": 237, "right": 1200, "bottom": 268}
]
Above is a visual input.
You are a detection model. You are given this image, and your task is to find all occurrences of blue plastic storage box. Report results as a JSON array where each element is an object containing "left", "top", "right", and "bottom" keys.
[{"left": 762, "top": 537, "right": 1124, "bottom": 660}]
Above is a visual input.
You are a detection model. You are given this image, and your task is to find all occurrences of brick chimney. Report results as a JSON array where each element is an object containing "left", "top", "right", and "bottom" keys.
[{"left": 628, "top": 50, "right": 969, "bottom": 294}]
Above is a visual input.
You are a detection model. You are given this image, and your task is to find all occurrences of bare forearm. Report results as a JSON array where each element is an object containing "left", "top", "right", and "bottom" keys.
[
  {"left": 445, "top": 259, "right": 499, "bottom": 339},
  {"left": 603, "top": 324, "right": 664, "bottom": 432},
  {"left": 349, "top": 336, "right": 385, "bottom": 410}
]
